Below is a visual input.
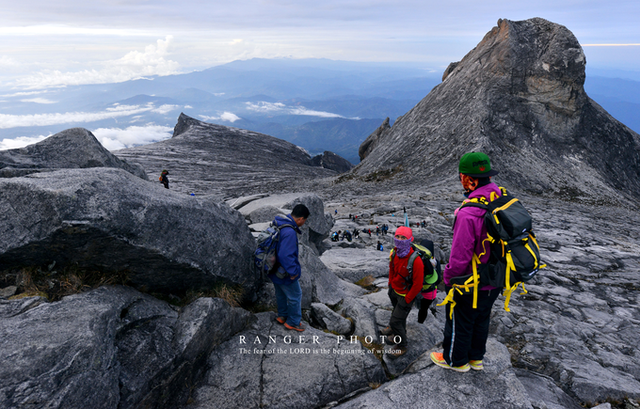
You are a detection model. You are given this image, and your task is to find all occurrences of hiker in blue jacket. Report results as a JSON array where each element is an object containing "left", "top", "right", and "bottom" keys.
[{"left": 269, "top": 204, "right": 310, "bottom": 332}]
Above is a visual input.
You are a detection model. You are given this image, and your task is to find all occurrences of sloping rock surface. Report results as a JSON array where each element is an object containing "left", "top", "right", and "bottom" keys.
[
  {"left": 309, "top": 151, "right": 353, "bottom": 173},
  {"left": 188, "top": 311, "right": 387, "bottom": 409},
  {"left": 358, "top": 117, "right": 390, "bottom": 161},
  {"left": 334, "top": 339, "right": 533, "bottom": 409},
  {"left": 348, "top": 18, "right": 640, "bottom": 203},
  {"left": 0, "top": 286, "right": 250, "bottom": 409},
  {"left": 115, "top": 113, "right": 338, "bottom": 198},
  {"left": 0, "top": 127, "right": 147, "bottom": 180},
  {"left": 0, "top": 168, "right": 258, "bottom": 295}
]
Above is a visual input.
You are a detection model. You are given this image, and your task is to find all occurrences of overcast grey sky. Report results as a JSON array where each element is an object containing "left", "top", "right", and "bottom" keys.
[{"left": 1, "top": 0, "right": 639, "bottom": 89}]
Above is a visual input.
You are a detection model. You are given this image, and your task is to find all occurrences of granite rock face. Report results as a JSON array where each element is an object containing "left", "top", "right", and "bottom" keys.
[
  {"left": 115, "top": 113, "right": 340, "bottom": 198},
  {"left": 310, "top": 151, "right": 353, "bottom": 173},
  {"left": 358, "top": 117, "right": 390, "bottom": 161},
  {"left": 0, "top": 286, "right": 250, "bottom": 409},
  {"left": 334, "top": 339, "right": 533, "bottom": 409},
  {"left": 0, "top": 168, "right": 258, "bottom": 296},
  {"left": 347, "top": 18, "right": 640, "bottom": 204},
  {"left": 0, "top": 127, "right": 147, "bottom": 180},
  {"left": 188, "top": 312, "right": 387, "bottom": 409}
]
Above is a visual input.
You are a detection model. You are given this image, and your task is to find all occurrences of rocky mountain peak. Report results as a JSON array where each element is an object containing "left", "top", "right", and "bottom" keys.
[
  {"left": 116, "top": 114, "right": 341, "bottom": 197},
  {"left": 0, "top": 127, "right": 147, "bottom": 180},
  {"left": 348, "top": 18, "right": 640, "bottom": 205},
  {"left": 173, "top": 112, "right": 205, "bottom": 137}
]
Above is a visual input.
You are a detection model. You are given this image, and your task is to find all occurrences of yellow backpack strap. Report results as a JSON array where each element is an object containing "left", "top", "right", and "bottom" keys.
[
  {"left": 437, "top": 253, "right": 483, "bottom": 319},
  {"left": 437, "top": 288, "right": 457, "bottom": 320},
  {"left": 503, "top": 281, "right": 527, "bottom": 312}
]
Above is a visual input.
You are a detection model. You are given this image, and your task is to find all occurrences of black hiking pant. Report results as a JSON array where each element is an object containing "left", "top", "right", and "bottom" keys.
[
  {"left": 417, "top": 298, "right": 434, "bottom": 324},
  {"left": 442, "top": 287, "right": 500, "bottom": 367},
  {"left": 388, "top": 288, "right": 413, "bottom": 348}
]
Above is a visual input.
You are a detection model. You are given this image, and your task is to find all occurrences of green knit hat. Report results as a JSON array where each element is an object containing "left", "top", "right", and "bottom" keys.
[{"left": 458, "top": 152, "right": 499, "bottom": 177}]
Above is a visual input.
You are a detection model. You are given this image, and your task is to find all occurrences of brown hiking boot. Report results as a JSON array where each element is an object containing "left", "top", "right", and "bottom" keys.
[
  {"left": 380, "top": 326, "right": 393, "bottom": 335},
  {"left": 284, "top": 322, "right": 305, "bottom": 332}
]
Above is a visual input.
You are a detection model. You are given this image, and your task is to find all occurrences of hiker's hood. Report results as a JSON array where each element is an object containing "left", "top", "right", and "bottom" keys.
[{"left": 274, "top": 214, "right": 301, "bottom": 234}]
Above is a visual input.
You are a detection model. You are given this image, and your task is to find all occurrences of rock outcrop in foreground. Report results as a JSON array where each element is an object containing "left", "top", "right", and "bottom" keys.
[
  {"left": 0, "top": 128, "right": 147, "bottom": 180},
  {"left": 115, "top": 113, "right": 343, "bottom": 198},
  {"left": 0, "top": 286, "right": 250, "bottom": 409},
  {"left": 349, "top": 18, "right": 640, "bottom": 204},
  {"left": 0, "top": 168, "right": 258, "bottom": 295}
]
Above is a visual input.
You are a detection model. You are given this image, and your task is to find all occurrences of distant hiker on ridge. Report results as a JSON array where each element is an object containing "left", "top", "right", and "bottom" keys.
[
  {"left": 431, "top": 152, "right": 501, "bottom": 372},
  {"left": 159, "top": 169, "right": 169, "bottom": 189},
  {"left": 269, "top": 204, "right": 310, "bottom": 332}
]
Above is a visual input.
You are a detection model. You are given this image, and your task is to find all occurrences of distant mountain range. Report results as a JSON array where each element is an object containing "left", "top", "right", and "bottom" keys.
[{"left": 0, "top": 58, "right": 638, "bottom": 164}]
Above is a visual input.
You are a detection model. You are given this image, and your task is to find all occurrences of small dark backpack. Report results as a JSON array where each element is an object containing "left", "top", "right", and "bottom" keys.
[{"left": 253, "top": 223, "right": 293, "bottom": 280}]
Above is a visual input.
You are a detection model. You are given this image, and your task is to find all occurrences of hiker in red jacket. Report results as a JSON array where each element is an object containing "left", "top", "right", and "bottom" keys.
[{"left": 380, "top": 226, "right": 424, "bottom": 357}]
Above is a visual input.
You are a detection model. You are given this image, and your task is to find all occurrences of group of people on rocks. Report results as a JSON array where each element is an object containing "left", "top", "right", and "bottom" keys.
[
  {"left": 331, "top": 229, "right": 358, "bottom": 242},
  {"left": 265, "top": 152, "right": 503, "bottom": 373}
]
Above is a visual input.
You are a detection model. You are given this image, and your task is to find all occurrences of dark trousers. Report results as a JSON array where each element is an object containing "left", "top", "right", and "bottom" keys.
[
  {"left": 442, "top": 287, "right": 500, "bottom": 367},
  {"left": 417, "top": 298, "right": 434, "bottom": 324},
  {"left": 388, "top": 288, "right": 413, "bottom": 348}
]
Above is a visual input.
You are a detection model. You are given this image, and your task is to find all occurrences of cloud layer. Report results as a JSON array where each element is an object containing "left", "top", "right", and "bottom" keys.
[
  {"left": 245, "top": 101, "right": 357, "bottom": 119},
  {"left": 0, "top": 103, "right": 180, "bottom": 129},
  {"left": 0, "top": 125, "right": 172, "bottom": 151},
  {"left": 12, "top": 36, "right": 180, "bottom": 89}
]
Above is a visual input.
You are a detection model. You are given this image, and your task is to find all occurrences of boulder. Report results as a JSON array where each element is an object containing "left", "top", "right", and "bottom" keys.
[
  {"left": 320, "top": 247, "right": 389, "bottom": 282},
  {"left": 0, "top": 168, "right": 259, "bottom": 296},
  {"left": 0, "top": 127, "right": 147, "bottom": 180},
  {"left": 238, "top": 193, "right": 334, "bottom": 253},
  {"left": 188, "top": 312, "right": 387, "bottom": 409},
  {"left": 310, "top": 302, "right": 353, "bottom": 335},
  {"left": 334, "top": 339, "right": 533, "bottom": 409},
  {"left": 341, "top": 298, "right": 379, "bottom": 339},
  {"left": 0, "top": 286, "right": 250, "bottom": 409}
]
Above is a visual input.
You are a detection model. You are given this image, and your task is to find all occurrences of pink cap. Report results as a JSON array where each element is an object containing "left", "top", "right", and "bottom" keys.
[{"left": 394, "top": 226, "right": 413, "bottom": 241}]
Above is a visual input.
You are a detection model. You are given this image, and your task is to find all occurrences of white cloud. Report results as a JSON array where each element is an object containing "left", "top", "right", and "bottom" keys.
[
  {"left": 245, "top": 101, "right": 355, "bottom": 119},
  {"left": 200, "top": 112, "right": 241, "bottom": 123},
  {"left": 0, "top": 90, "right": 49, "bottom": 97},
  {"left": 0, "top": 56, "right": 19, "bottom": 67},
  {"left": 0, "top": 134, "right": 50, "bottom": 150},
  {"left": 0, "top": 103, "right": 171, "bottom": 129},
  {"left": 92, "top": 125, "right": 173, "bottom": 151},
  {"left": 13, "top": 36, "right": 181, "bottom": 89},
  {"left": 20, "top": 98, "right": 57, "bottom": 104},
  {"left": 152, "top": 104, "right": 180, "bottom": 114},
  {"left": 245, "top": 101, "right": 287, "bottom": 113}
]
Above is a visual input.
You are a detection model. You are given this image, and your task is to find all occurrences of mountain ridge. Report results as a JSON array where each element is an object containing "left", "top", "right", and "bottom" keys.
[{"left": 347, "top": 18, "right": 640, "bottom": 206}]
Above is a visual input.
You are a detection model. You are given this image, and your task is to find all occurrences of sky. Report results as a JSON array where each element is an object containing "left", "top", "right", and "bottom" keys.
[
  {"left": 0, "top": 0, "right": 639, "bottom": 149},
  {"left": 1, "top": 0, "right": 639, "bottom": 90}
]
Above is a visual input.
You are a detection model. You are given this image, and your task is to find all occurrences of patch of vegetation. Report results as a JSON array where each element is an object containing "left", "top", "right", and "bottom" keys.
[
  {"left": 6, "top": 263, "right": 130, "bottom": 302},
  {"left": 354, "top": 275, "right": 377, "bottom": 291},
  {"left": 153, "top": 283, "right": 245, "bottom": 308},
  {"left": 362, "top": 165, "right": 404, "bottom": 183}
]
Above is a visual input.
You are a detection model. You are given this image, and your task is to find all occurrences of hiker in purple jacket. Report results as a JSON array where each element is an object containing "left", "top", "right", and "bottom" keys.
[{"left": 431, "top": 152, "right": 502, "bottom": 373}]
